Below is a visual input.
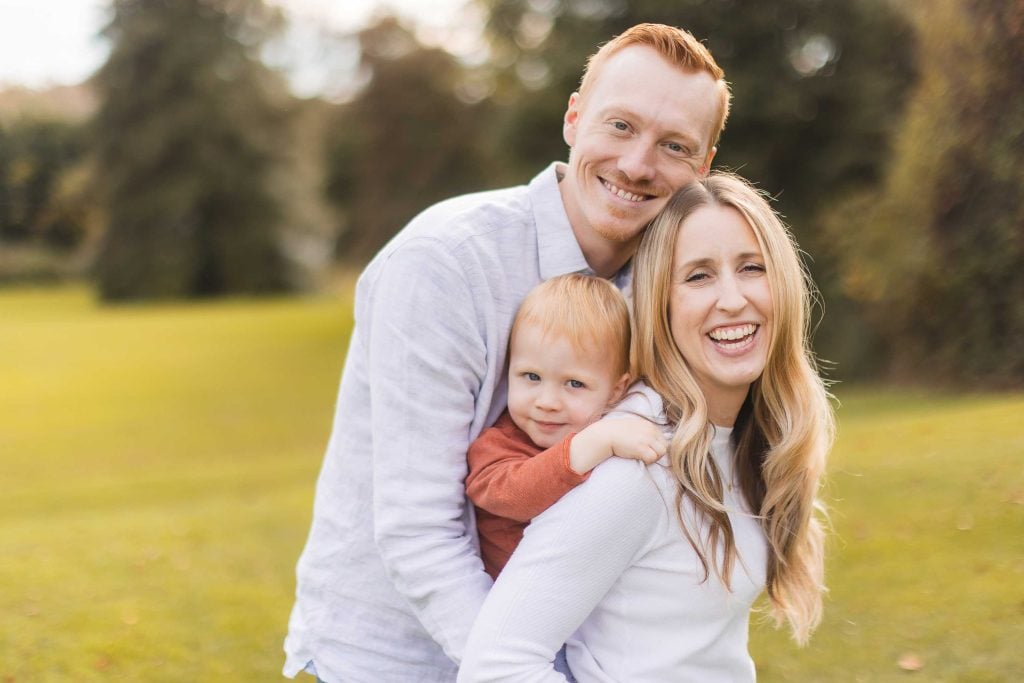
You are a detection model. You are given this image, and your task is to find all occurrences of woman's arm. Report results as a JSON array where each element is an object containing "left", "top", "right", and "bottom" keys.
[{"left": 458, "top": 457, "right": 665, "bottom": 682}]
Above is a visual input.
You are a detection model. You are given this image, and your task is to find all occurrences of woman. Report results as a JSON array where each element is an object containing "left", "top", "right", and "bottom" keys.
[{"left": 458, "top": 172, "right": 834, "bottom": 682}]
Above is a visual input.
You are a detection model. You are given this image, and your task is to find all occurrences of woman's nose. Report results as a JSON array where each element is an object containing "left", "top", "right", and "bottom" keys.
[{"left": 715, "top": 276, "right": 748, "bottom": 314}]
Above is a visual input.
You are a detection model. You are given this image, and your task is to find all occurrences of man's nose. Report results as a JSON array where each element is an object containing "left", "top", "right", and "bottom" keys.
[{"left": 616, "top": 140, "right": 656, "bottom": 184}]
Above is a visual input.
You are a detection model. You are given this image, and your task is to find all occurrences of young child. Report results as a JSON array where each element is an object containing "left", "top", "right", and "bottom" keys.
[{"left": 466, "top": 273, "right": 668, "bottom": 580}]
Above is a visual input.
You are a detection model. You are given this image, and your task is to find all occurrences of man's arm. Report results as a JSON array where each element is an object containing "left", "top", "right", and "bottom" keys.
[{"left": 366, "top": 238, "right": 495, "bottom": 663}]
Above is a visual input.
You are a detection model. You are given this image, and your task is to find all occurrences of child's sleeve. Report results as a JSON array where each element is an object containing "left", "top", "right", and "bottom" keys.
[{"left": 466, "top": 413, "right": 589, "bottom": 523}]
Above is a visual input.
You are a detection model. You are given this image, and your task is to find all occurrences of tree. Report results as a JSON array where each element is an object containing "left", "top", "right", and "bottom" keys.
[
  {"left": 93, "top": 0, "right": 297, "bottom": 300},
  {"left": 825, "top": 0, "right": 1024, "bottom": 386},
  {"left": 475, "top": 0, "right": 916, "bottom": 375},
  {"left": 478, "top": 0, "right": 913, "bottom": 216},
  {"left": 325, "top": 18, "right": 492, "bottom": 264},
  {"left": 0, "top": 118, "right": 87, "bottom": 249}
]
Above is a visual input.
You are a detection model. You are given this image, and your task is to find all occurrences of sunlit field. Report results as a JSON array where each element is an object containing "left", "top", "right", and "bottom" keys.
[{"left": 1, "top": 286, "right": 1021, "bottom": 681}]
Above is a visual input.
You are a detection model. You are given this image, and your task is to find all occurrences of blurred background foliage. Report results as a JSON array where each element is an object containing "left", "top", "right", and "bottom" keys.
[{"left": 0, "top": 0, "right": 1021, "bottom": 386}]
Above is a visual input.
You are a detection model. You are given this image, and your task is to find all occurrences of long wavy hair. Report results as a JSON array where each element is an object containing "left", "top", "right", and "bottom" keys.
[{"left": 631, "top": 172, "right": 834, "bottom": 644}]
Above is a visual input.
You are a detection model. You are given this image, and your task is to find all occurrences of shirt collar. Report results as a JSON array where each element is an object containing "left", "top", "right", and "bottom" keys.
[
  {"left": 529, "top": 162, "right": 591, "bottom": 279},
  {"left": 529, "top": 162, "right": 636, "bottom": 293}
]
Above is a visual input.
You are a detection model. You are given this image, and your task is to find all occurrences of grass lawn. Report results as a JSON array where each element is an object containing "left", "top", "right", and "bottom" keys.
[{"left": 1, "top": 285, "right": 1021, "bottom": 681}]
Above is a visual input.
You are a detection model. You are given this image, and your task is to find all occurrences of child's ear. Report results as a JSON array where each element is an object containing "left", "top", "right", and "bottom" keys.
[{"left": 609, "top": 373, "right": 631, "bottom": 405}]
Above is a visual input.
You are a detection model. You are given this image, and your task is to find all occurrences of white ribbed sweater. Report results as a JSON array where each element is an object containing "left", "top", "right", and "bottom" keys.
[{"left": 459, "top": 383, "right": 769, "bottom": 682}]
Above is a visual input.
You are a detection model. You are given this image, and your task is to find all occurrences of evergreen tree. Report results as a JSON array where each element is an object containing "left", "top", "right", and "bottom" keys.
[
  {"left": 477, "top": 0, "right": 914, "bottom": 222},
  {"left": 475, "top": 0, "right": 915, "bottom": 375},
  {"left": 325, "top": 18, "right": 491, "bottom": 264},
  {"left": 93, "top": 0, "right": 296, "bottom": 300},
  {"left": 0, "top": 119, "right": 86, "bottom": 248},
  {"left": 826, "top": 0, "right": 1024, "bottom": 385}
]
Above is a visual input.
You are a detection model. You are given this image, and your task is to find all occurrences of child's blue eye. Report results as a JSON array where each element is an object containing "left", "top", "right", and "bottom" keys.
[
  {"left": 568, "top": 379, "right": 585, "bottom": 389},
  {"left": 525, "top": 372, "right": 541, "bottom": 382}
]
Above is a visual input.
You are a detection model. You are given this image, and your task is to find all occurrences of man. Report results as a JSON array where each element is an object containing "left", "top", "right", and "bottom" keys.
[{"left": 284, "top": 23, "right": 730, "bottom": 683}]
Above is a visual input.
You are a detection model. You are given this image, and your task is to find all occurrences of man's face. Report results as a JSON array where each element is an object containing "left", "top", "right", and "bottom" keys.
[{"left": 560, "top": 45, "right": 722, "bottom": 249}]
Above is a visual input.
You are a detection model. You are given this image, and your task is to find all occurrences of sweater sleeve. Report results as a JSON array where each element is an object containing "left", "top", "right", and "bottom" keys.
[
  {"left": 458, "top": 458, "right": 663, "bottom": 682},
  {"left": 466, "top": 413, "right": 589, "bottom": 523}
]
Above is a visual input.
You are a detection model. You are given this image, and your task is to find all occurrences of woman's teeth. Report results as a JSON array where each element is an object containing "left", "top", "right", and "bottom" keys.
[{"left": 708, "top": 324, "right": 758, "bottom": 343}]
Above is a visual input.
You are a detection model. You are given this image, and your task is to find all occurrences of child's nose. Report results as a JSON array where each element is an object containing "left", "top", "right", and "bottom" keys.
[{"left": 535, "top": 385, "right": 561, "bottom": 410}]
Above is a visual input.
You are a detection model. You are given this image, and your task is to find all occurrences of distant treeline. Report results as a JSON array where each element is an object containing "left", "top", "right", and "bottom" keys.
[{"left": 0, "top": 0, "right": 1020, "bottom": 386}]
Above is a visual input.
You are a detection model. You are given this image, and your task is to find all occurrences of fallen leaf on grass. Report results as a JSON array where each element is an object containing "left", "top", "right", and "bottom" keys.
[{"left": 897, "top": 652, "right": 924, "bottom": 672}]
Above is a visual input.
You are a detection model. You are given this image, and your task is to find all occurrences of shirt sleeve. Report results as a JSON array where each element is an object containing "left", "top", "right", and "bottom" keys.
[
  {"left": 466, "top": 420, "right": 589, "bottom": 523},
  {"left": 458, "top": 458, "right": 664, "bottom": 682},
  {"left": 366, "top": 237, "right": 494, "bottom": 664}
]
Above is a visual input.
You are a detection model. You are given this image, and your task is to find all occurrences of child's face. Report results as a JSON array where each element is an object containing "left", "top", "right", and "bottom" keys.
[{"left": 507, "top": 322, "right": 628, "bottom": 449}]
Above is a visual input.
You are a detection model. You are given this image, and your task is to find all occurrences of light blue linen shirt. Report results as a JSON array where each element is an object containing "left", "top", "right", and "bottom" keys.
[{"left": 284, "top": 163, "right": 631, "bottom": 683}]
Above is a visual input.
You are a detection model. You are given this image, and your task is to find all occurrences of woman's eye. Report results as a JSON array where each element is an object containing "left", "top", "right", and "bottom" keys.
[
  {"left": 686, "top": 272, "right": 709, "bottom": 283},
  {"left": 611, "top": 120, "right": 628, "bottom": 132},
  {"left": 742, "top": 263, "right": 766, "bottom": 274},
  {"left": 568, "top": 379, "right": 585, "bottom": 389}
]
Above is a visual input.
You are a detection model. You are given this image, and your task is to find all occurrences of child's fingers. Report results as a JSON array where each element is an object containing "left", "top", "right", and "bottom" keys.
[{"left": 638, "top": 438, "right": 666, "bottom": 463}]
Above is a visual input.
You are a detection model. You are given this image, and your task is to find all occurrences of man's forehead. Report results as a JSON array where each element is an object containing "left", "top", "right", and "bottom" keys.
[{"left": 582, "top": 64, "right": 719, "bottom": 149}]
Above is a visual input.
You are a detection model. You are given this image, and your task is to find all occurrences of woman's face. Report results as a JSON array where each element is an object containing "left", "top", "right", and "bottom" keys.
[{"left": 669, "top": 204, "right": 773, "bottom": 420}]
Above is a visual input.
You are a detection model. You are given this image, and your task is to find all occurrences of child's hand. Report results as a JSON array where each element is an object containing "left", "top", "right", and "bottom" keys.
[
  {"left": 604, "top": 416, "right": 670, "bottom": 464},
  {"left": 569, "top": 416, "right": 668, "bottom": 474}
]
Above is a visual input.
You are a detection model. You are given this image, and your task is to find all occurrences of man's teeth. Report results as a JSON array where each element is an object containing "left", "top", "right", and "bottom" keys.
[
  {"left": 603, "top": 180, "right": 646, "bottom": 202},
  {"left": 708, "top": 324, "right": 758, "bottom": 342}
]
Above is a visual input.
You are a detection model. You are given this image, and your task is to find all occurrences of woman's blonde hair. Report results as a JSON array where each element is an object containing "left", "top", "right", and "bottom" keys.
[
  {"left": 511, "top": 273, "right": 630, "bottom": 377},
  {"left": 632, "top": 172, "right": 834, "bottom": 645}
]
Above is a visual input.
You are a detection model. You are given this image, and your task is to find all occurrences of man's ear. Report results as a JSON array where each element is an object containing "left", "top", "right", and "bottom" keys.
[
  {"left": 563, "top": 92, "right": 581, "bottom": 147},
  {"left": 700, "top": 146, "right": 717, "bottom": 176}
]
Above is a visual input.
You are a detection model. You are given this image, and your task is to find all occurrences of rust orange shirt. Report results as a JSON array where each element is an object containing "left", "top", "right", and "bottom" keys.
[{"left": 466, "top": 410, "right": 590, "bottom": 579}]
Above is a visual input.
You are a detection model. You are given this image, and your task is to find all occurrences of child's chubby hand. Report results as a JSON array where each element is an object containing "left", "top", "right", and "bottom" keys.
[{"left": 569, "top": 416, "right": 669, "bottom": 474}]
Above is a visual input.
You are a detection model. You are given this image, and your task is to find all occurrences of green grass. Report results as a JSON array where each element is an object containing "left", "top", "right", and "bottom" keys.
[
  {"left": 750, "top": 389, "right": 1024, "bottom": 682},
  {"left": 1, "top": 285, "right": 352, "bottom": 681},
  {"left": 1, "top": 285, "right": 1021, "bottom": 681}
]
